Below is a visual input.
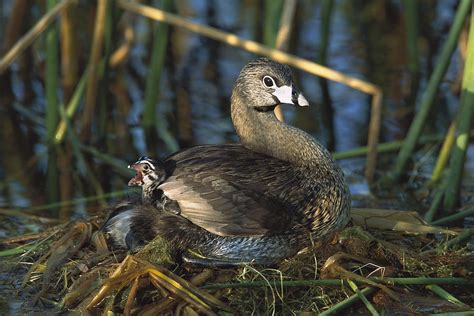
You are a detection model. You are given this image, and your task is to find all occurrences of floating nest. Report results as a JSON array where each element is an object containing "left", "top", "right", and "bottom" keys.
[{"left": 1, "top": 208, "right": 473, "bottom": 315}]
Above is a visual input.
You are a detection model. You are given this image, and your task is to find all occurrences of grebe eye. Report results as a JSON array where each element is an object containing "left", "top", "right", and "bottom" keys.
[
  {"left": 143, "top": 164, "right": 149, "bottom": 171},
  {"left": 263, "top": 76, "right": 276, "bottom": 88}
]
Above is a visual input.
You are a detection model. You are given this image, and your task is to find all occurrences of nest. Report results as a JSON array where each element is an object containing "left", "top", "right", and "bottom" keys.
[{"left": 1, "top": 209, "right": 473, "bottom": 315}]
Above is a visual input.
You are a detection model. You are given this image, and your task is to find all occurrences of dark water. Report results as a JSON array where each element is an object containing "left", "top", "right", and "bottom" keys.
[
  {"left": 1, "top": 1, "right": 474, "bottom": 314},
  {"left": 0, "top": 1, "right": 472, "bottom": 232}
]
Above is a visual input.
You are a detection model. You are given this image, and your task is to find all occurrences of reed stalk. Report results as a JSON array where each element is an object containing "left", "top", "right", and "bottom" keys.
[
  {"left": 143, "top": 0, "right": 173, "bottom": 151},
  {"left": 263, "top": 0, "right": 283, "bottom": 48},
  {"left": 365, "top": 92, "right": 383, "bottom": 182},
  {"left": 424, "top": 181, "right": 446, "bottom": 222},
  {"left": 401, "top": 0, "right": 421, "bottom": 133},
  {"left": 58, "top": 2, "right": 78, "bottom": 217},
  {"left": 266, "top": 0, "right": 287, "bottom": 121},
  {"left": 346, "top": 280, "right": 379, "bottom": 316},
  {"left": 430, "top": 120, "right": 457, "bottom": 184},
  {"left": 59, "top": 105, "right": 106, "bottom": 207},
  {"left": 45, "top": 0, "right": 60, "bottom": 209},
  {"left": 274, "top": 0, "right": 296, "bottom": 51},
  {"left": 439, "top": 228, "right": 474, "bottom": 250},
  {"left": 80, "top": 0, "right": 108, "bottom": 142},
  {"left": 109, "top": 25, "right": 134, "bottom": 67},
  {"left": 0, "top": 0, "right": 74, "bottom": 74},
  {"left": 317, "top": 0, "right": 335, "bottom": 151},
  {"left": 443, "top": 6, "right": 474, "bottom": 211},
  {"left": 392, "top": 0, "right": 471, "bottom": 181},
  {"left": 426, "top": 284, "right": 470, "bottom": 309},
  {"left": 0, "top": 244, "right": 36, "bottom": 257},
  {"left": 202, "top": 279, "right": 343, "bottom": 289},
  {"left": 333, "top": 133, "right": 457, "bottom": 160},
  {"left": 319, "top": 287, "right": 376, "bottom": 316},
  {"left": 54, "top": 69, "right": 89, "bottom": 145},
  {"left": 59, "top": 2, "right": 78, "bottom": 102},
  {"left": 2, "top": 0, "right": 28, "bottom": 55},
  {"left": 402, "top": 0, "right": 420, "bottom": 77},
  {"left": 431, "top": 207, "right": 474, "bottom": 226},
  {"left": 202, "top": 277, "right": 473, "bottom": 290},
  {"left": 376, "top": 277, "right": 473, "bottom": 285},
  {"left": 97, "top": 0, "right": 115, "bottom": 143},
  {"left": 421, "top": 229, "right": 474, "bottom": 255}
]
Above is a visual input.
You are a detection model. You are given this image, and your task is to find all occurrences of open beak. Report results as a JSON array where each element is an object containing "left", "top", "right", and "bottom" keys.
[
  {"left": 127, "top": 163, "right": 143, "bottom": 186},
  {"left": 272, "top": 85, "right": 309, "bottom": 107}
]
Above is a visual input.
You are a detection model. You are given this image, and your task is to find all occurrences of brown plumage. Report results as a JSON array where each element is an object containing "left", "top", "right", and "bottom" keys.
[{"left": 104, "top": 58, "right": 351, "bottom": 265}]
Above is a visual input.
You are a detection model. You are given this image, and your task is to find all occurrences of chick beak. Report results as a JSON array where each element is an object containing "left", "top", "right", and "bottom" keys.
[{"left": 127, "top": 163, "right": 144, "bottom": 186}]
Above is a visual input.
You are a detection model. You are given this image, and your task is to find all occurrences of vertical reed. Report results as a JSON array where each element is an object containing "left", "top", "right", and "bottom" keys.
[
  {"left": 273, "top": 0, "right": 296, "bottom": 122},
  {"left": 317, "top": 0, "right": 334, "bottom": 150},
  {"left": 401, "top": 0, "right": 421, "bottom": 135},
  {"left": 97, "top": 0, "right": 115, "bottom": 143},
  {"left": 2, "top": 0, "right": 27, "bottom": 64},
  {"left": 263, "top": 0, "right": 286, "bottom": 121},
  {"left": 143, "top": 0, "right": 173, "bottom": 152},
  {"left": 59, "top": 3, "right": 78, "bottom": 102},
  {"left": 392, "top": 0, "right": 471, "bottom": 181},
  {"left": 402, "top": 0, "right": 420, "bottom": 78},
  {"left": 274, "top": 0, "right": 296, "bottom": 51},
  {"left": 430, "top": 120, "right": 456, "bottom": 184},
  {"left": 80, "top": 0, "right": 108, "bottom": 142},
  {"left": 58, "top": 1, "right": 78, "bottom": 217},
  {"left": 45, "top": 0, "right": 60, "bottom": 208},
  {"left": 443, "top": 6, "right": 474, "bottom": 211},
  {"left": 263, "top": 0, "right": 284, "bottom": 48}
]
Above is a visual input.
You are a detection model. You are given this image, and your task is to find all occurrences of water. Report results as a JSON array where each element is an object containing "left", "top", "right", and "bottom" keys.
[{"left": 0, "top": 0, "right": 469, "bottom": 227}]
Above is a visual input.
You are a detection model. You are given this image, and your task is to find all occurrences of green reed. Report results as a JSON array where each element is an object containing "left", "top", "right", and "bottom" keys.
[
  {"left": 45, "top": 0, "right": 60, "bottom": 209},
  {"left": 142, "top": 0, "right": 176, "bottom": 153},
  {"left": 392, "top": 0, "right": 471, "bottom": 181},
  {"left": 317, "top": 0, "right": 335, "bottom": 151},
  {"left": 443, "top": 6, "right": 474, "bottom": 211},
  {"left": 263, "top": 0, "right": 283, "bottom": 47}
]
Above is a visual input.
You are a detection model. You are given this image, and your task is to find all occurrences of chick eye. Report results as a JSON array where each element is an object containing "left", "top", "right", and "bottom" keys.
[
  {"left": 263, "top": 76, "right": 276, "bottom": 88},
  {"left": 142, "top": 164, "right": 149, "bottom": 171}
]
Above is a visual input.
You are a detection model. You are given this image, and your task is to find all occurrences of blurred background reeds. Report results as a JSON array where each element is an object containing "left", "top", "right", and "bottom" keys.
[{"left": 0, "top": 0, "right": 472, "bottom": 228}]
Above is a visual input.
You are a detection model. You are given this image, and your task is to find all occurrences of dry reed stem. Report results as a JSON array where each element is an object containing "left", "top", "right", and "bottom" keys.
[
  {"left": 117, "top": 0, "right": 383, "bottom": 181},
  {"left": 431, "top": 119, "right": 457, "bottom": 183},
  {"left": 60, "top": 3, "right": 79, "bottom": 101},
  {"left": 109, "top": 25, "right": 134, "bottom": 67},
  {"left": 275, "top": 0, "right": 297, "bottom": 51},
  {"left": 273, "top": 0, "right": 297, "bottom": 122},
  {"left": 2, "top": 0, "right": 28, "bottom": 54},
  {"left": 80, "top": 0, "right": 108, "bottom": 142},
  {"left": 0, "top": 0, "right": 75, "bottom": 74},
  {"left": 124, "top": 276, "right": 140, "bottom": 316},
  {"left": 366, "top": 92, "right": 383, "bottom": 182}
]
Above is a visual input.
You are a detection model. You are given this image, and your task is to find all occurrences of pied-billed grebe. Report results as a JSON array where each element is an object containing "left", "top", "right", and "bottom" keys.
[
  {"left": 126, "top": 157, "right": 180, "bottom": 215},
  {"left": 105, "top": 58, "right": 351, "bottom": 265}
]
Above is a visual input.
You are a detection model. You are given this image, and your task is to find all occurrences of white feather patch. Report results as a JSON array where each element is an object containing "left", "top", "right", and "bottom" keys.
[{"left": 105, "top": 209, "right": 138, "bottom": 247}]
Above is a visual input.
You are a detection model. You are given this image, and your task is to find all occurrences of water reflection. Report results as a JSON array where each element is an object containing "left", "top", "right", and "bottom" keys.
[{"left": 0, "top": 1, "right": 465, "bottom": 221}]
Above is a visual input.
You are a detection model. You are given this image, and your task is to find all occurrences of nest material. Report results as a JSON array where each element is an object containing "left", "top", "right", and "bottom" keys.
[{"left": 1, "top": 211, "right": 473, "bottom": 315}]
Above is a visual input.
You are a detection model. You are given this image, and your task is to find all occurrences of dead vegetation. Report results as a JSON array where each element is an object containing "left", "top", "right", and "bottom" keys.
[{"left": 1, "top": 209, "right": 473, "bottom": 315}]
